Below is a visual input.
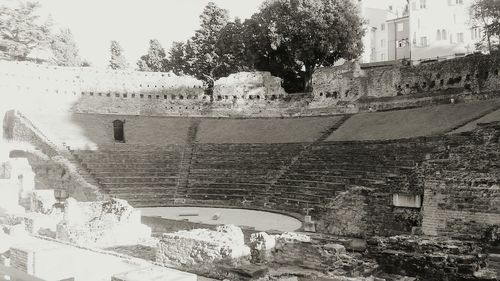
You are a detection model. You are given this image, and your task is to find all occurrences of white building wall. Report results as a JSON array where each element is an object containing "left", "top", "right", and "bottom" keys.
[{"left": 409, "top": 0, "right": 481, "bottom": 61}]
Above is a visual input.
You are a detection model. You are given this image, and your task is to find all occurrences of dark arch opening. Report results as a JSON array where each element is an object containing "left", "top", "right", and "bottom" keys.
[{"left": 113, "top": 120, "right": 125, "bottom": 143}]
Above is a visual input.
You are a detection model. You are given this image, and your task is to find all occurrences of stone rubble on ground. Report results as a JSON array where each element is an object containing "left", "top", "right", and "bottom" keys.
[
  {"left": 56, "top": 197, "right": 151, "bottom": 248},
  {"left": 156, "top": 224, "right": 250, "bottom": 267}
]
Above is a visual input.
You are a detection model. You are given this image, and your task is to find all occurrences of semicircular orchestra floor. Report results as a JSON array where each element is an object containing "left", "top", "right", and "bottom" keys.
[{"left": 138, "top": 207, "right": 302, "bottom": 232}]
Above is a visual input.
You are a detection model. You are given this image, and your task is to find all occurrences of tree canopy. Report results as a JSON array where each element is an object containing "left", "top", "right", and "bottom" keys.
[
  {"left": 50, "top": 28, "right": 81, "bottom": 66},
  {"left": 0, "top": 1, "right": 52, "bottom": 60},
  {"left": 471, "top": 0, "right": 500, "bottom": 52},
  {"left": 247, "top": 0, "right": 365, "bottom": 92},
  {"left": 109, "top": 40, "right": 128, "bottom": 70},
  {"left": 164, "top": 0, "right": 364, "bottom": 93},
  {"left": 137, "top": 39, "right": 167, "bottom": 72},
  {"left": 165, "top": 2, "right": 252, "bottom": 89}
]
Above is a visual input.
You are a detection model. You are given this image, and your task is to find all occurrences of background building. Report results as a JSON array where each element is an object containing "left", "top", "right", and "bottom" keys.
[
  {"left": 387, "top": 16, "right": 411, "bottom": 60},
  {"left": 355, "top": 0, "right": 482, "bottom": 63},
  {"left": 409, "top": 0, "right": 481, "bottom": 61}
]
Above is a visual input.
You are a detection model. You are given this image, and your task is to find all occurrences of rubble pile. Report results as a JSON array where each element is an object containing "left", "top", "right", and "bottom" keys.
[{"left": 56, "top": 198, "right": 151, "bottom": 247}]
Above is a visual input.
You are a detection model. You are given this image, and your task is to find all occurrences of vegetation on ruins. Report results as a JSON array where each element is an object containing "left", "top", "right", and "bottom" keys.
[
  {"left": 50, "top": 28, "right": 81, "bottom": 67},
  {"left": 0, "top": 1, "right": 52, "bottom": 60},
  {"left": 109, "top": 40, "right": 129, "bottom": 70},
  {"left": 137, "top": 39, "right": 167, "bottom": 72},
  {"left": 471, "top": 0, "right": 500, "bottom": 52}
]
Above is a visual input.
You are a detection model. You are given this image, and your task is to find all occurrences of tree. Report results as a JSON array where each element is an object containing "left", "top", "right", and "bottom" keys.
[
  {"left": 137, "top": 39, "right": 167, "bottom": 72},
  {"left": 109, "top": 40, "right": 128, "bottom": 70},
  {"left": 50, "top": 28, "right": 81, "bottom": 66},
  {"left": 0, "top": 1, "right": 52, "bottom": 60},
  {"left": 471, "top": 0, "right": 500, "bottom": 53},
  {"left": 165, "top": 2, "right": 233, "bottom": 87},
  {"left": 246, "top": 0, "right": 364, "bottom": 92}
]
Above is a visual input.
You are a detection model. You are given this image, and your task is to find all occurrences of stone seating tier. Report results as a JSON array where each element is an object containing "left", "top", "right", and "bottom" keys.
[{"left": 73, "top": 141, "right": 432, "bottom": 211}]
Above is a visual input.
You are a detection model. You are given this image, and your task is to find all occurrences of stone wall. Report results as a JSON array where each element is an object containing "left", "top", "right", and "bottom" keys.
[
  {"left": 213, "top": 71, "right": 288, "bottom": 101},
  {"left": 367, "top": 235, "right": 487, "bottom": 281},
  {"left": 0, "top": 60, "right": 302, "bottom": 118},
  {"left": 4, "top": 55, "right": 500, "bottom": 118},
  {"left": 421, "top": 122, "right": 500, "bottom": 240},
  {"left": 313, "top": 53, "right": 500, "bottom": 108}
]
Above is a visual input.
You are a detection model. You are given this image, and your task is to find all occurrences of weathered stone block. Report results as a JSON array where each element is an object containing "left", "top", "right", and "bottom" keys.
[
  {"left": 156, "top": 225, "right": 250, "bottom": 267},
  {"left": 56, "top": 198, "right": 151, "bottom": 248}
]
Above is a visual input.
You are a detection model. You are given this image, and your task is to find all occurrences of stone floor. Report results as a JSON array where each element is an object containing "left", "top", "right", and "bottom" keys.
[{"left": 139, "top": 207, "right": 302, "bottom": 232}]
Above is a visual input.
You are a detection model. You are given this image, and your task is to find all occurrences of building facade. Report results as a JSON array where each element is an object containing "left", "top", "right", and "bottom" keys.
[
  {"left": 387, "top": 16, "right": 411, "bottom": 60},
  {"left": 355, "top": 0, "right": 482, "bottom": 63},
  {"left": 409, "top": 0, "right": 481, "bottom": 61}
]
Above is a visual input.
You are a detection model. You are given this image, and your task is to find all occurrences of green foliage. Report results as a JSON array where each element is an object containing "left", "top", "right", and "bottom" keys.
[
  {"left": 0, "top": 1, "right": 52, "bottom": 60},
  {"left": 165, "top": 2, "right": 251, "bottom": 88},
  {"left": 165, "top": 0, "right": 364, "bottom": 93},
  {"left": 247, "top": 0, "right": 365, "bottom": 92},
  {"left": 137, "top": 39, "right": 167, "bottom": 72},
  {"left": 109, "top": 40, "right": 128, "bottom": 70},
  {"left": 471, "top": 0, "right": 500, "bottom": 52},
  {"left": 50, "top": 28, "right": 81, "bottom": 66}
]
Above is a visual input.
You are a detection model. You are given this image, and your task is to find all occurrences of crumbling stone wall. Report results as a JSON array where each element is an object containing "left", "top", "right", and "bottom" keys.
[
  {"left": 213, "top": 71, "right": 287, "bottom": 101},
  {"left": 367, "top": 235, "right": 487, "bottom": 281},
  {"left": 313, "top": 53, "right": 500, "bottom": 105}
]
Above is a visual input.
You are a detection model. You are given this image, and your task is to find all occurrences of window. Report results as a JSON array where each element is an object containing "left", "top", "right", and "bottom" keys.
[
  {"left": 420, "top": 0, "right": 426, "bottom": 9},
  {"left": 381, "top": 53, "right": 385, "bottom": 61},
  {"left": 457, "top": 32, "right": 464, "bottom": 43},
  {"left": 442, "top": 29, "right": 447, "bottom": 40},
  {"left": 113, "top": 120, "right": 125, "bottom": 142},
  {"left": 397, "top": 22, "right": 404, "bottom": 32},
  {"left": 437, "top": 30, "right": 441, "bottom": 40},
  {"left": 381, "top": 23, "right": 385, "bottom": 31},
  {"left": 456, "top": 0, "right": 463, "bottom": 4},
  {"left": 381, "top": 39, "right": 385, "bottom": 47},
  {"left": 420, "top": 36, "right": 428, "bottom": 46}
]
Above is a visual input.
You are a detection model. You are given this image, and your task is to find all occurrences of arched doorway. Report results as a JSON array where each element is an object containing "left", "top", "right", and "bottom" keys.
[{"left": 113, "top": 120, "right": 125, "bottom": 142}]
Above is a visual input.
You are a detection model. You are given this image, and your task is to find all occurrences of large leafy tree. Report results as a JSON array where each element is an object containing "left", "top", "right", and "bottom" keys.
[
  {"left": 109, "top": 40, "right": 128, "bottom": 70},
  {"left": 50, "top": 28, "right": 81, "bottom": 66},
  {"left": 471, "top": 0, "right": 500, "bottom": 52},
  {"left": 247, "top": 0, "right": 364, "bottom": 92},
  {"left": 137, "top": 39, "right": 167, "bottom": 72},
  {"left": 0, "top": 1, "right": 52, "bottom": 60},
  {"left": 166, "top": 2, "right": 251, "bottom": 88}
]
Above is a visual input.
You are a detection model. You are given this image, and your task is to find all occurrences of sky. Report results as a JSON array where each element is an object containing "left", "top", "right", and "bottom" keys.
[{"left": 29, "top": 0, "right": 399, "bottom": 68}]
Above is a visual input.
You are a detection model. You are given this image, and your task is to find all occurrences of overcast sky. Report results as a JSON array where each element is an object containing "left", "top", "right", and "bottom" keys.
[{"left": 33, "top": 0, "right": 399, "bottom": 68}]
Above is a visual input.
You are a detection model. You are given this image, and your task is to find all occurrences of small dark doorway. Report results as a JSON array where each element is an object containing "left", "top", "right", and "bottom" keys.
[{"left": 113, "top": 120, "right": 125, "bottom": 142}]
